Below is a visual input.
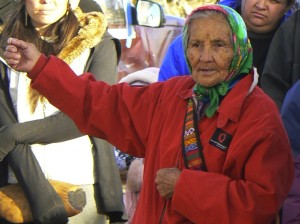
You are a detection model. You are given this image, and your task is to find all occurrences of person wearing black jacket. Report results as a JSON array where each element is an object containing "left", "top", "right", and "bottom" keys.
[
  {"left": 0, "top": 0, "right": 125, "bottom": 223},
  {"left": 261, "top": 9, "right": 300, "bottom": 110}
]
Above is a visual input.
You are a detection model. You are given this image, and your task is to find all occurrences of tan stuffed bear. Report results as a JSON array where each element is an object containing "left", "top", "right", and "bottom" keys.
[{"left": 0, "top": 180, "right": 86, "bottom": 223}]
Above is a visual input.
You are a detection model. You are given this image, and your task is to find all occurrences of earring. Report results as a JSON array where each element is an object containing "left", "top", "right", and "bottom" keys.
[{"left": 25, "top": 10, "right": 28, "bottom": 27}]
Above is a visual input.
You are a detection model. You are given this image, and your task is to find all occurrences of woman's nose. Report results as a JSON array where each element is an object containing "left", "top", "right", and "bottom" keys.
[
  {"left": 199, "top": 45, "right": 213, "bottom": 62},
  {"left": 255, "top": 0, "right": 268, "bottom": 9}
]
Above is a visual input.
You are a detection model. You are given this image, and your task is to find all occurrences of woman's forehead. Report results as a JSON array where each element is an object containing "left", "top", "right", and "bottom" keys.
[
  {"left": 188, "top": 10, "right": 230, "bottom": 28},
  {"left": 189, "top": 13, "right": 231, "bottom": 32},
  {"left": 189, "top": 16, "right": 232, "bottom": 40}
]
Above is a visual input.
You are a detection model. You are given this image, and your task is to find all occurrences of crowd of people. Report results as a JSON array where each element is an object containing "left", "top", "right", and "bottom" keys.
[
  {"left": 159, "top": 0, "right": 295, "bottom": 83},
  {"left": 0, "top": 0, "right": 299, "bottom": 224}
]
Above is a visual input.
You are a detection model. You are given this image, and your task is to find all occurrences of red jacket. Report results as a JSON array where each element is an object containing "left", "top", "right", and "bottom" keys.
[{"left": 29, "top": 55, "right": 294, "bottom": 224}]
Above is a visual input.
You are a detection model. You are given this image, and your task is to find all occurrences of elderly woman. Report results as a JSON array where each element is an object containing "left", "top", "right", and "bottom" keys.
[{"left": 3, "top": 4, "right": 294, "bottom": 224}]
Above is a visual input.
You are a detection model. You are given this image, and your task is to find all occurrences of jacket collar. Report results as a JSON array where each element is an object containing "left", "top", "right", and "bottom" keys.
[
  {"left": 176, "top": 73, "right": 256, "bottom": 128},
  {"left": 217, "top": 74, "right": 255, "bottom": 127},
  {"left": 57, "top": 8, "right": 107, "bottom": 65}
]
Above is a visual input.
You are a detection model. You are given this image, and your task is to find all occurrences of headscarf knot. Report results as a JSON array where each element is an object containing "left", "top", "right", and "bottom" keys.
[{"left": 193, "top": 82, "right": 229, "bottom": 117}]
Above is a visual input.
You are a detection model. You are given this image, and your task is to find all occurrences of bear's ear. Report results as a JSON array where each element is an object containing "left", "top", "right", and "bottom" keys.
[{"left": 0, "top": 180, "right": 86, "bottom": 223}]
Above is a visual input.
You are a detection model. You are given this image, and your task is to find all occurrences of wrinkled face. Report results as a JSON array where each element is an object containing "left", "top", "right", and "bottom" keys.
[
  {"left": 241, "top": 0, "right": 290, "bottom": 33},
  {"left": 25, "top": 0, "right": 68, "bottom": 30},
  {"left": 187, "top": 15, "right": 234, "bottom": 87}
]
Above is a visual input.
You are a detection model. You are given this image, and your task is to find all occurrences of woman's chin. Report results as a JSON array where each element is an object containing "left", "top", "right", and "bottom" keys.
[{"left": 195, "top": 79, "right": 218, "bottom": 87}]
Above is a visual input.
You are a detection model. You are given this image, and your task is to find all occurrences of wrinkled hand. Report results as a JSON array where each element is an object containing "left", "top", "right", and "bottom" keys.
[
  {"left": 4, "top": 37, "right": 41, "bottom": 72},
  {"left": 155, "top": 168, "right": 181, "bottom": 199}
]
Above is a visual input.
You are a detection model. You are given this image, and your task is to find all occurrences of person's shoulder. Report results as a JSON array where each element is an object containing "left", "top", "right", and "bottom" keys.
[
  {"left": 233, "top": 75, "right": 279, "bottom": 114},
  {"left": 230, "top": 75, "right": 280, "bottom": 115},
  {"left": 287, "top": 79, "right": 300, "bottom": 95},
  {"left": 171, "top": 35, "right": 182, "bottom": 46},
  {"left": 294, "top": 9, "right": 300, "bottom": 16},
  {"left": 79, "top": 0, "right": 103, "bottom": 13},
  {"left": 280, "top": 8, "right": 300, "bottom": 29},
  {"left": 290, "top": 8, "right": 300, "bottom": 17},
  {"left": 167, "top": 34, "right": 183, "bottom": 53},
  {"left": 283, "top": 5, "right": 300, "bottom": 22},
  {"left": 93, "top": 31, "right": 121, "bottom": 62},
  {"left": 0, "top": 0, "right": 15, "bottom": 24},
  {"left": 247, "top": 86, "right": 280, "bottom": 113},
  {"left": 219, "top": 0, "right": 240, "bottom": 9},
  {"left": 236, "top": 86, "right": 283, "bottom": 133},
  {"left": 282, "top": 79, "right": 300, "bottom": 107},
  {"left": 287, "top": 8, "right": 300, "bottom": 20}
]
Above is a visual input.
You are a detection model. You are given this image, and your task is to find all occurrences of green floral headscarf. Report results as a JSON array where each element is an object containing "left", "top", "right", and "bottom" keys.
[{"left": 182, "top": 4, "right": 253, "bottom": 118}]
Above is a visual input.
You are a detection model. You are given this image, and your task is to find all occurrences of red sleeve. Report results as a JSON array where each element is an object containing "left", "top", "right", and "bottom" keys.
[
  {"left": 28, "top": 55, "right": 161, "bottom": 157},
  {"left": 28, "top": 54, "right": 49, "bottom": 80}
]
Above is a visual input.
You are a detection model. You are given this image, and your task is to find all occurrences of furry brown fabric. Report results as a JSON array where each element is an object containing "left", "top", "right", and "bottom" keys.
[
  {"left": 58, "top": 8, "right": 107, "bottom": 64},
  {"left": 2, "top": 7, "right": 108, "bottom": 113}
]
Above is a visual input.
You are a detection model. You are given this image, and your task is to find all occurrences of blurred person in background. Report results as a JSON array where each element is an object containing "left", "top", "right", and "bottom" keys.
[
  {"left": 280, "top": 80, "right": 300, "bottom": 224},
  {"left": 0, "top": 0, "right": 125, "bottom": 223},
  {"left": 261, "top": 8, "right": 300, "bottom": 109},
  {"left": 158, "top": 0, "right": 295, "bottom": 84},
  {"left": 261, "top": 7, "right": 300, "bottom": 223}
]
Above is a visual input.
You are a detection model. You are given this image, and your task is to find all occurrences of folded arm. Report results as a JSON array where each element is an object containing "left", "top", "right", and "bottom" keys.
[{"left": 0, "top": 112, "right": 83, "bottom": 161}]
